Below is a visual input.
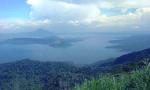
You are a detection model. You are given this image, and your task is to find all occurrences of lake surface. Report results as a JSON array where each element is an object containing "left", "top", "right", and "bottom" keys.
[{"left": 0, "top": 32, "right": 135, "bottom": 64}]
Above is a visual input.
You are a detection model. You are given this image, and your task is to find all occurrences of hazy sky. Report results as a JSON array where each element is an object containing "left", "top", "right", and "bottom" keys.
[{"left": 0, "top": 0, "right": 150, "bottom": 33}]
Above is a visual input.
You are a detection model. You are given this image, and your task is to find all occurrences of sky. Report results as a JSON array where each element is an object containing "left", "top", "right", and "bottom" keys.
[
  {"left": 0, "top": 0, "right": 30, "bottom": 19},
  {"left": 0, "top": 0, "right": 150, "bottom": 33}
]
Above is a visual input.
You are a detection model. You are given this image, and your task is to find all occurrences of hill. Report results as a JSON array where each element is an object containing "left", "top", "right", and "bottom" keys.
[
  {"left": 0, "top": 48, "right": 150, "bottom": 90},
  {"left": 75, "top": 48, "right": 150, "bottom": 90},
  {"left": 0, "top": 59, "right": 86, "bottom": 90},
  {"left": 87, "top": 48, "right": 150, "bottom": 73},
  {"left": 75, "top": 64, "right": 150, "bottom": 90}
]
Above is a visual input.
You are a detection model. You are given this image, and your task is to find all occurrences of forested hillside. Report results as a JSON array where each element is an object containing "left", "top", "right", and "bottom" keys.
[
  {"left": 0, "top": 48, "right": 150, "bottom": 90},
  {"left": 0, "top": 60, "right": 86, "bottom": 90}
]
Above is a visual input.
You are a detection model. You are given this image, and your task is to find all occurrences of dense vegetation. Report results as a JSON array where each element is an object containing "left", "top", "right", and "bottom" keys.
[
  {"left": 75, "top": 64, "right": 150, "bottom": 90},
  {"left": 0, "top": 48, "right": 150, "bottom": 90},
  {"left": 0, "top": 60, "right": 86, "bottom": 90}
]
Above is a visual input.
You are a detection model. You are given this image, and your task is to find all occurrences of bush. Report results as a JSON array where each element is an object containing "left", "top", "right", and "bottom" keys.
[{"left": 75, "top": 64, "right": 150, "bottom": 90}]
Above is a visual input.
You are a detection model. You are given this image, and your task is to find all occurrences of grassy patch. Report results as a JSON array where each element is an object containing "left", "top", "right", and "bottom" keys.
[{"left": 75, "top": 65, "right": 150, "bottom": 90}]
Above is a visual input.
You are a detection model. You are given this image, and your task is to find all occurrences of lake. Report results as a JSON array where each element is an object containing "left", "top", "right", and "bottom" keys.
[{"left": 0, "top": 32, "right": 143, "bottom": 65}]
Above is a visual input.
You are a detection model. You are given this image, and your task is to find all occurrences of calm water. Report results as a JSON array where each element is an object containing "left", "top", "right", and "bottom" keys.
[{"left": 0, "top": 32, "right": 129, "bottom": 64}]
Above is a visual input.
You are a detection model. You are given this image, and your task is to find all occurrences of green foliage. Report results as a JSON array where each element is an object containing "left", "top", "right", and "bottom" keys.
[
  {"left": 0, "top": 60, "right": 86, "bottom": 90},
  {"left": 0, "top": 75, "right": 43, "bottom": 90},
  {"left": 75, "top": 65, "right": 150, "bottom": 90}
]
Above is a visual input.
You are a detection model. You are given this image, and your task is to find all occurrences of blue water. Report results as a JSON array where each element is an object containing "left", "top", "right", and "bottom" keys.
[{"left": 0, "top": 32, "right": 129, "bottom": 64}]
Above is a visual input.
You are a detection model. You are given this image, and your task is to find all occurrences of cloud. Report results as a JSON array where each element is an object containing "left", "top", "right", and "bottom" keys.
[
  {"left": 27, "top": 0, "right": 100, "bottom": 24},
  {"left": 0, "top": 0, "right": 150, "bottom": 33},
  {"left": 0, "top": 19, "right": 51, "bottom": 33},
  {"left": 26, "top": 0, "right": 150, "bottom": 28}
]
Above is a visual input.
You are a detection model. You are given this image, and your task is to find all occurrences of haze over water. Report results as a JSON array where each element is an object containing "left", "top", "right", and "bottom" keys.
[{"left": 0, "top": 32, "right": 129, "bottom": 65}]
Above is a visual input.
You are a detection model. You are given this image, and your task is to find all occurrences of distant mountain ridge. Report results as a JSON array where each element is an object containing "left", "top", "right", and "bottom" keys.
[
  {"left": 90, "top": 48, "right": 150, "bottom": 73},
  {"left": 114, "top": 48, "right": 150, "bottom": 65}
]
